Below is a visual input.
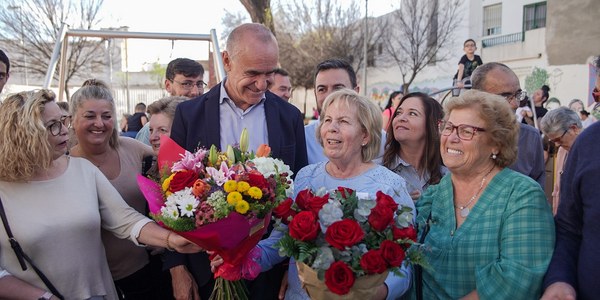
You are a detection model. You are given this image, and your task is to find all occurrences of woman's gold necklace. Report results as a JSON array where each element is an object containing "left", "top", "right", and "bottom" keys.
[{"left": 455, "top": 166, "right": 494, "bottom": 218}]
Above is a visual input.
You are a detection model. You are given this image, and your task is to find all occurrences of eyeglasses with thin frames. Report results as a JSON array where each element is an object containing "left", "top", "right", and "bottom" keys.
[
  {"left": 47, "top": 115, "right": 71, "bottom": 136},
  {"left": 439, "top": 121, "right": 486, "bottom": 141},
  {"left": 171, "top": 80, "right": 207, "bottom": 90}
]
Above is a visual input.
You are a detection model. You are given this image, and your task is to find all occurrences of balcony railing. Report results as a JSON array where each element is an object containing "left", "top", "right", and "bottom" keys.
[{"left": 482, "top": 32, "right": 523, "bottom": 48}]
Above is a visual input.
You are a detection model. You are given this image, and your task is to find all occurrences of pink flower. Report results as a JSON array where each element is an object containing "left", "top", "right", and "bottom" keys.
[
  {"left": 172, "top": 149, "right": 207, "bottom": 173},
  {"left": 206, "top": 161, "right": 235, "bottom": 186}
]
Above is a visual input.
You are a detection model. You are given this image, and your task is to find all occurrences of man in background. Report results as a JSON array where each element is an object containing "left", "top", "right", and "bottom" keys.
[
  {"left": 269, "top": 68, "right": 292, "bottom": 101},
  {"left": 136, "top": 58, "right": 205, "bottom": 144},
  {"left": 471, "top": 62, "right": 546, "bottom": 188}
]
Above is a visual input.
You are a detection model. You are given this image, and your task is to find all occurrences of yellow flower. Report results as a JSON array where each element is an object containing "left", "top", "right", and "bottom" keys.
[
  {"left": 237, "top": 181, "right": 250, "bottom": 193},
  {"left": 162, "top": 173, "right": 176, "bottom": 193},
  {"left": 223, "top": 180, "right": 238, "bottom": 193},
  {"left": 248, "top": 187, "right": 263, "bottom": 199},
  {"left": 227, "top": 191, "right": 242, "bottom": 205},
  {"left": 235, "top": 200, "right": 250, "bottom": 214}
]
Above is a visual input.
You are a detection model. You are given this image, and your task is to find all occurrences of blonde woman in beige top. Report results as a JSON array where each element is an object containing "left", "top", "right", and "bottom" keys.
[
  {"left": 0, "top": 90, "right": 200, "bottom": 300},
  {"left": 68, "top": 80, "right": 163, "bottom": 299}
]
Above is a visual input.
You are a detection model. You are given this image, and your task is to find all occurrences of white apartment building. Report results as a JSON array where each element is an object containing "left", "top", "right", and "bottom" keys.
[{"left": 365, "top": 0, "right": 599, "bottom": 110}]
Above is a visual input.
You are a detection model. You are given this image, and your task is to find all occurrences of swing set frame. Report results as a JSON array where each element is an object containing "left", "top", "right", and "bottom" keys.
[{"left": 45, "top": 24, "right": 225, "bottom": 101}]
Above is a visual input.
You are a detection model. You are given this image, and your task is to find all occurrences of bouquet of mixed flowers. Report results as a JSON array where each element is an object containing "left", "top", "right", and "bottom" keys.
[
  {"left": 273, "top": 187, "right": 427, "bottom": 298},
  {"left": 137, "top": 129, "right": 292, "bottom": 299}
]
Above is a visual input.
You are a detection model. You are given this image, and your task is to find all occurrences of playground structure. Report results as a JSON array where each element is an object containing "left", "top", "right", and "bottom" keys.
[{"left": 44, "top": 24, "right": 225, "bottom": 107}]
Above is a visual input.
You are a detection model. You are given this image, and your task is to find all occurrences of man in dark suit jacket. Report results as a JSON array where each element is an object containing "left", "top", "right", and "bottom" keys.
[{"left": 166, "top": 23, "right": 308, "bottom": 300}]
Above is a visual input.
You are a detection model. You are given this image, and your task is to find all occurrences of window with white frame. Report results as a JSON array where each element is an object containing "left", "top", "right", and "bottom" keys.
[
  {"left": 524, "top": 2, "right": 547, "bottom": 30},
  {"left": 483, "top": 4, "right": 502, "bottom": 36}
]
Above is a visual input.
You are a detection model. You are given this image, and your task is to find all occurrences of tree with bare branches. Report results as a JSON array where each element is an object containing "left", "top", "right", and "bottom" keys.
[
  {"left": 273, "top": 0, "right": 386, "bottom": 89},
  {"left": 381, "top": 0, "right": 463, "bottom": 92},
  {"left": 0, "top": 0, "right": 105, "bottom": 98}
]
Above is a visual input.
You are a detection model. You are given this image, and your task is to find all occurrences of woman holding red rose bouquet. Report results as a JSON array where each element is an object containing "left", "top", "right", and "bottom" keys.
[{"left": 213, "top": 89, "right": 415, "bottom": 299}]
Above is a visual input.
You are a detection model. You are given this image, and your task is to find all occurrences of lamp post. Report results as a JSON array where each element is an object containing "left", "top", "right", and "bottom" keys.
[
  {"left": 362, "top": 0, "right": 368, "bottom": 96},
  {"left": 8, "top": 5, "right": 28, "bottom": 86}
]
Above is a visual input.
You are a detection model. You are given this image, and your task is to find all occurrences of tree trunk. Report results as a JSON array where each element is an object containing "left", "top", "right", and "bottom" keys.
[{"left": 239, "top": 0, "right": 276, "bottom": 35}]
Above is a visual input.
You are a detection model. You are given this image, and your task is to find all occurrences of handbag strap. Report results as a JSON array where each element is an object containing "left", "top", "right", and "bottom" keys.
[
  {"left": 0, "top": 197, "right": 64, "bottom": 299},
  {"left": 415, "top": 212, "right": 432, "bottom": 300}
]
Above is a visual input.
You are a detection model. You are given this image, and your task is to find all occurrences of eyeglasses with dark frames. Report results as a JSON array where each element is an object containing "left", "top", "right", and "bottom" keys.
[
  {"left": 499, "top": 90, "right": 527, "bottom": 102},
  {"left": 438, "top": 121, "right": 486, "bottom": 141},
  {"left": 171, "top": 80, "right": 207, "bottom": 90},
  {"left": 548, "top": 129, "right": 569, "bottom": 144},
  {"left": 46, "top": 115, "right": 71, "bottom": 136}
]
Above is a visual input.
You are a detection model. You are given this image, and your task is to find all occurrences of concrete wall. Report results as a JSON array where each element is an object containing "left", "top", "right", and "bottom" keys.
[{"left": 546, "top": 0, "right": 600, "bottom": 65}]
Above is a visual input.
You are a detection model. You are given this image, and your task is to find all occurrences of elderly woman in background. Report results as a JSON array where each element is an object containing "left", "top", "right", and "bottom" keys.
[
  {"left": 382, "top": 92, "right": 446, "bottom": 201},
  {"left": 540, "top": 107, "right": 583, "bottom": 215},
  {"left": 147, "top": 96, "right": 187, "bottom": 155},
  {"left": 0, "top": 90, "right": 199, "bottom": 299},
  {"left": 414, "top": 90, "right": 555, "bottom": 299},
  {"left": 68, "top": 80, "right": 161, "bottom": 299},
  {"left": 224, "top": 89, "right": 415, "bottom": 300}
]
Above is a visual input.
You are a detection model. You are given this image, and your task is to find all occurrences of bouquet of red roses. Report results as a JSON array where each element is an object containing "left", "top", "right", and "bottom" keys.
[
  {"left": 273, "top": 187, "right": 426, "bottom": 298},
  {"left": 137, "top": 130, "right": 292, "bottom": 299}
]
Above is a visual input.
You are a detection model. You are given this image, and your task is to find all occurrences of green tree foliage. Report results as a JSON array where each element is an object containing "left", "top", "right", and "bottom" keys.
[{"left": 525, "top": 67, "right": 549, "bottom": 94}]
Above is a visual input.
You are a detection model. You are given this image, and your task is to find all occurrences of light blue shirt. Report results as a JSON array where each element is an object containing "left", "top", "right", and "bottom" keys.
[
  {"left": 258, "top": 162, "right": 415, "bottom": 300},
  {"left": 219, "top": 81, "right": 268, "bottom": 151},
  {"left": 305, "top": 121, "right": 387, "bottom": 164},
  {"left": 134, "top": 122, "right": 151, "bottom": 146}
]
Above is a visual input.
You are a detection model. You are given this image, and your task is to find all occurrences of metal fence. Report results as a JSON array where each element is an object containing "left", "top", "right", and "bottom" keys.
[
  {"left": 481, "top": 32, "right": 523, "bottom": 48},
  {"left": 112, "top": 87, "right": 168, "bottom": 117}
]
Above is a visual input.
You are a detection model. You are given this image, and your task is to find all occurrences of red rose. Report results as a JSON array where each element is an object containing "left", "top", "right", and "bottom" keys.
[
  {"left": 273, "top": 198, "right": 296, "bottom": 224},
  {"left": 359, "top": 249, "right": 387, "bottom": 274},
  {"left": 380, "top": 240, "right": 406, "bottom": 267},
  {"left": 295, "top": 189, "right": 314, "bottom": 210},
  {"left": 288, "top": 211, "right": 319, "bottom": 241},
  {"left": 305, "top": 193, "right": 330, "bottom": 214},
  {"left": 376, "top": 191, "right": 398, "bottom": 212},
  {"left": 246, "top": 171, "right": 269, "bottom": 190},
  {"left": 325, "top": 219, "right": 364, "bottom": 250},
  {"left": 368, "top": 205, "right": 394, "bottom": 231},
  {"left": 392, "top": 225, "right": 417, "bottom": 242},
  {"left": 325, "top": 261, "right": 355, "bottom": 295},
  {"left": 337, "top": 186, "right": 354, "bottom": 199},
  {"left": 169, "top": 170, "right": 199, "bottom": 193}
]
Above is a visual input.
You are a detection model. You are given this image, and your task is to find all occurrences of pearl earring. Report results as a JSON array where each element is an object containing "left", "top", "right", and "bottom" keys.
[{"left": 491, "top": 153, "right": 497, "bottom": 160}]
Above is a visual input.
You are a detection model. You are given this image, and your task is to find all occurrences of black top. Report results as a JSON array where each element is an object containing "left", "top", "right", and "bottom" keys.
[
  {"left": 126, "top": 112, "right": 146, "bottom": 132},
  {"left": 454, "top": 54, "right": 483, "bottom": 80}
]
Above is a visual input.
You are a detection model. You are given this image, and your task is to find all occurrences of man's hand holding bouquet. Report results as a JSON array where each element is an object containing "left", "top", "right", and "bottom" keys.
[
  {"left": 137, "top": 129, "right": 292, "bottom": 299},
  {"left": 273, "top": 187, "right": 427, "bottom": 299}
]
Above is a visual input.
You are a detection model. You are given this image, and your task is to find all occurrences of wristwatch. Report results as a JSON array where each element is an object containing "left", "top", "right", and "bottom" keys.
[{"left": 38, "top": 291, "right": 53, "bottom": 300}]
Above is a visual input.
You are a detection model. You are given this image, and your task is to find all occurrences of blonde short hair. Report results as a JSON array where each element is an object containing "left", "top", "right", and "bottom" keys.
[
  {"left": 317, "top": 89, "right": 382, "bottom": 162},
  {"left": 0, "top": 90, "right": 56, "bottom": 181},
  {"left": 443, "top": 90, "right": 519, "bottom": 168}
]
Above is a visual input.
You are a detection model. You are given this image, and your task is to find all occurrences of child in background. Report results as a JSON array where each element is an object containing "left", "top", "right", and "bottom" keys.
[{"left": 454, "top": 39, "right": 483, "bottom": 88}]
